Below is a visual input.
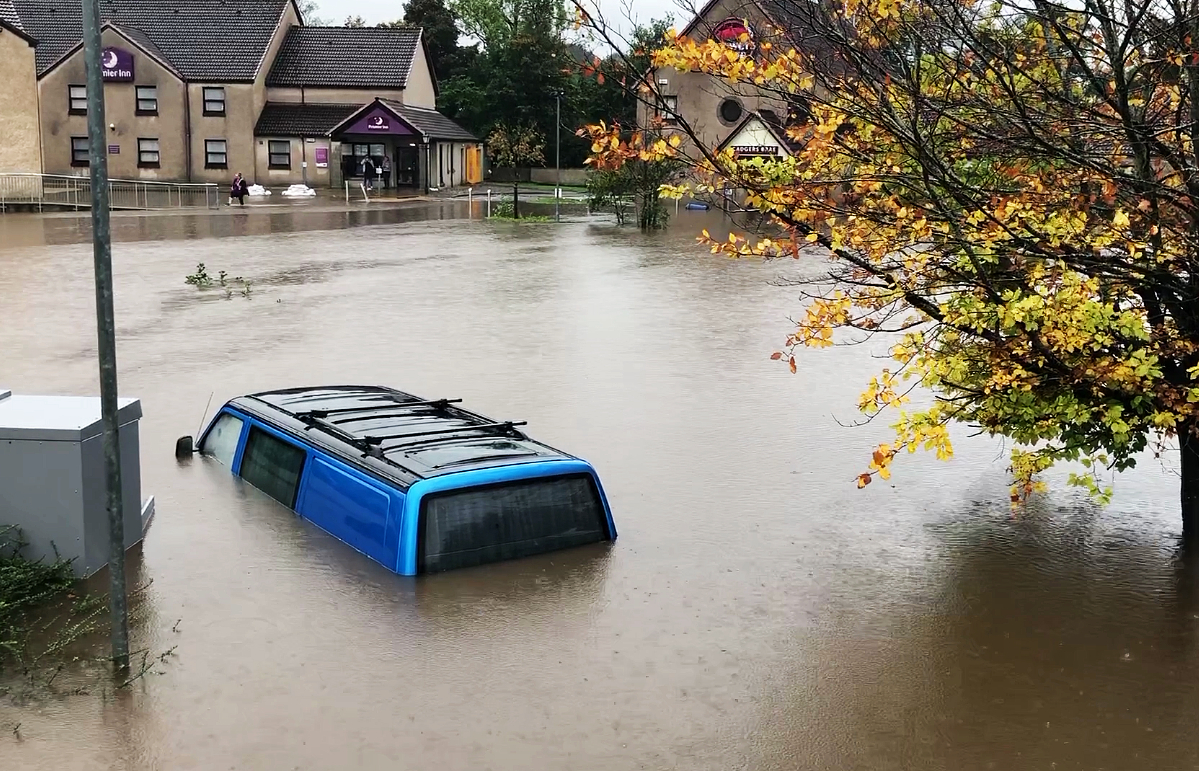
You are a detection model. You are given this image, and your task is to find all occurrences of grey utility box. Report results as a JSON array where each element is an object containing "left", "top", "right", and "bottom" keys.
[{"left": 0, "top": 388, "right": 154, "bottom": 577}]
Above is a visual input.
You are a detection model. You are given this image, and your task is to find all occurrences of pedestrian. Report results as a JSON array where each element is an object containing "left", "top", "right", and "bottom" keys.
[
  {"left": 381, "top": 154, "right": 392, "bottom": 190},
  {"left": 230, "top": 173, "right": 248, "bottom": 206},
  {"left": 361, "top": 156, "right": 377, "bottom": 191}
]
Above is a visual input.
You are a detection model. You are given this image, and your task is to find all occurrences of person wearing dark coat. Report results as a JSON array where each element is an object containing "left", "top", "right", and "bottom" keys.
[
  {"left": 230, "top": 173, "right": 249, "bottom": 206},
  {"left": 361, "top": 157, "right": 377, "bottom": 191}
]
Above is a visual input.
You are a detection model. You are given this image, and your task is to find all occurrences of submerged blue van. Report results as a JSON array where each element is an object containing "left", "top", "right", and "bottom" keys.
[{"left": 187, "top": 386, "right": 616, "bottom": 574}]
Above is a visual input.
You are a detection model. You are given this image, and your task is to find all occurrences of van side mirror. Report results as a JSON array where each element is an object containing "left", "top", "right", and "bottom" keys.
[{"left": 175, "top": 436, "right": 195, "bottom": 459}]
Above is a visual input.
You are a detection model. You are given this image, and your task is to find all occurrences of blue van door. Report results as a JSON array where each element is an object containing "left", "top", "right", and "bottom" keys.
[{"left": 296, "top": 456, "right": 398, "bottom": 568}]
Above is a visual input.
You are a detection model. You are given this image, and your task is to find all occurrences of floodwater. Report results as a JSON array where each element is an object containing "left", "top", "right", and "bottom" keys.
[{"left": 1, "top": 201, "right": 1198, "bottom": 770}]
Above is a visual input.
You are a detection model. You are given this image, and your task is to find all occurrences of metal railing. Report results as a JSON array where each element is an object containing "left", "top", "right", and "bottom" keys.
[{"left": 0, "top": 173, "right": 220, "bottom": 212}]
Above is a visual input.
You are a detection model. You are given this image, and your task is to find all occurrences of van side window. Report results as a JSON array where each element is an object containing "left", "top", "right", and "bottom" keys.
[
  {"left": 200, "top": 412, "right": 244, "bottom": 467},
  {"left": 419, "top": 474, "right": 607, "bottom": 573},
  {"left": 240, "top": 426, "right": 306, "bottom": 507}
]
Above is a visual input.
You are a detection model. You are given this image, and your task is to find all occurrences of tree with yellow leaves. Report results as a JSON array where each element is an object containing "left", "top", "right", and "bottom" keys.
[{"left": 573, "top": 0, "right": 1199, "bottom": 537}]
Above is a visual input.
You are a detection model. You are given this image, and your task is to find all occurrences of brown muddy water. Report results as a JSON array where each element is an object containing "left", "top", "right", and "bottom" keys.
[{"left": 1, "top": 202, "right": 1198, "bottom": 770}]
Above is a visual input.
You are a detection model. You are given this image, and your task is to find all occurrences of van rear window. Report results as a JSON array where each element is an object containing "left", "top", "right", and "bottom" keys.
[{"left": 419, "top": 473, "right": 607, "bottom": 573}]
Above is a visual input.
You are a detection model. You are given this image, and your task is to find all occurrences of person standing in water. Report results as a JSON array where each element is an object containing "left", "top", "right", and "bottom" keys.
[{"left": 381, "top": 154, "right": 392, "bottom": 190}]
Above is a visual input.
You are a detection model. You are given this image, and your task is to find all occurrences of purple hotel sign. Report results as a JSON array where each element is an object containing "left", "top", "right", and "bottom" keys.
[
  {"left": 344, "top": 106, "right": 412, "bottom": 135},
  {"left": 101, "top": 48, "right": 134, "bottom": 81}
]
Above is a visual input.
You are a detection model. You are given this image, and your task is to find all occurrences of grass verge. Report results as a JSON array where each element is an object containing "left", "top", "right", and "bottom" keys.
[{"left": 1, "top": 526, "right": 175, "bottom": 713}]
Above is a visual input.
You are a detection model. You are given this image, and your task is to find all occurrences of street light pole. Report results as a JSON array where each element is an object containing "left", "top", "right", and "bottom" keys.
[
  {"left": 555, "top": 91, "right": 561, "bottom": 223},
  {"left": 81, "top": 0, "right": 130, "bottom": 672}
]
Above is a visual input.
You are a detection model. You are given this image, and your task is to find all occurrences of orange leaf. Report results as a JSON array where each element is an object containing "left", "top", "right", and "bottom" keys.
[
  {"left": 788, "top": 356, "right": 797, "bottom": 374},
  {"left": 770, "top": 351, "right": 783, "bottom": 360},
  {"left": 597, "top": 73, "right": 605, "bottom": 85},
  {"left": 856, "top": 473, "right": 872, "bottom": 488}
]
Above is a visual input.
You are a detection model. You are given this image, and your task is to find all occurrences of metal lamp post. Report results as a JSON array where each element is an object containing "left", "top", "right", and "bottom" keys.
[
  {"left": 80, "top": 0, "right": 130, "bottom": 672},
  {"left": 555, "top": 91, "right": 561, "bottom": 223}
]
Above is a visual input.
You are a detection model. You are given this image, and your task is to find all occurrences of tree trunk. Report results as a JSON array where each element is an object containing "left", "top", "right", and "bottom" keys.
[
  {"left": 1182, "top": 421, "right": 1199, "bottom": 541},
  {"left": 513, "top": 181, "right": 520, "bottom": 219}
]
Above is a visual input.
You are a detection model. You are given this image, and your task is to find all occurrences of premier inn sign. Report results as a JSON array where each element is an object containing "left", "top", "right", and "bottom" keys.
[{"left": 101, "top": 48, "right": 134, "bottom": 81}]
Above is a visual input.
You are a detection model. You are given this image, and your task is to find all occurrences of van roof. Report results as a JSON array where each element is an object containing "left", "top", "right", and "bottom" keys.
[{"left": 227, "top": 385, "right": 575, "bottom": 488}]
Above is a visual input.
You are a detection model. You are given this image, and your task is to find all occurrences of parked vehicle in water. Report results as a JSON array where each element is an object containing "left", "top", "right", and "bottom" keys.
[{"left": 179, "top": 386, "right": 616, "bottom": 575}]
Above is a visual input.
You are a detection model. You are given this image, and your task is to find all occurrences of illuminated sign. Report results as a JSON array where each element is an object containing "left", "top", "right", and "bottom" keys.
[
  {"left": 101, "top": 48, "right": 134, "bottom": 81},
  {"left": 713, "top": 18, "right": 755, "bottom": 54}
]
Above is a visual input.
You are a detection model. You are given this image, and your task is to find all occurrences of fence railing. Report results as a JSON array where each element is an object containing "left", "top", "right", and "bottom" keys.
[{"left": 0, "top": 173, "right": 220, "bottom": 212}]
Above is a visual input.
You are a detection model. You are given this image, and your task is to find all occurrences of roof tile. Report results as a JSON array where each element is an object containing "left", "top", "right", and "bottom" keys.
[
  {"left": 379, "top": 99, "right": 478, "bottom": 142},
  {"left": 255, "top": 102, "right": 362, "bottom": 136},
  {"left": 9, "top": 0, "right": 291, "bottom": 80},
  {"left": 267, "top": 26, "right": 421, "bottom": 89}
]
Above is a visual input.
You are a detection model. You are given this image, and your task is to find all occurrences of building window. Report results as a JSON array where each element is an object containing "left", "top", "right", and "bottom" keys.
[
  {"left": 656, "top": 94, "right": 678, "bottom": 125},
  {"left": 138, "top": 138, "right": 160, "bottom": 168},
  {"left": 202, "top": 87, "right": 225, "bottom": 116},
  {"left": 205, "top": 139, "right": 228, "bottom": 169},
  {"left": 268, "top": 140, "right": 291, "bottom": 170},
  {"left": 69, "top": 85, "right": 87, "bottom": 114},
  {"left": 719, "top": 98, "right": 744, "bottom": 125},
  {"left": 71, "top": 137, "right": 89, "bottom": 167},
  {"left": 136, "top": 86, "right": 158, "bottom": 115}
]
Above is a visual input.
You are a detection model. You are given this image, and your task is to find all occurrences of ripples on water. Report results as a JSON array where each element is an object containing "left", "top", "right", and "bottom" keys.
[{"left": 0, "top": 203, "right": 1196, "bottom": 770}]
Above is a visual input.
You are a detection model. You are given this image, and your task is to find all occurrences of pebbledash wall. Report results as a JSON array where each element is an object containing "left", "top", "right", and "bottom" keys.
[{"left": 0, "top": 22, "right": 42, "bottom": 175}]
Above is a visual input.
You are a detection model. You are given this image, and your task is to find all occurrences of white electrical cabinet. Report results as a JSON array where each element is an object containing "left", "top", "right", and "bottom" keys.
[{"left": 0, "top": 389, "right": 153, "bottom": 577}]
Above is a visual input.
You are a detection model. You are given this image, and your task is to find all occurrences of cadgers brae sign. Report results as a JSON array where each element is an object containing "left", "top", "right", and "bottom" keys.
[{"left": 101, "top": 48, "right": 134, "bottom": 81}]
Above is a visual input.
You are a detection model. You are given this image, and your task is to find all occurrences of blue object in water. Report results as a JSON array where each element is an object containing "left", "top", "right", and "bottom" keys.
[
  {"left": 193, "top": 386, "right": 616, "bottom": 575},
  {"left": 685, "top": 201, "right": 710, "bottom": 210}
]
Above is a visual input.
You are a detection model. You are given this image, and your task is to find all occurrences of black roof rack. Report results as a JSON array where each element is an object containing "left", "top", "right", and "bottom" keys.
[
  {"left": 299, "top": 397, "right": 463, "bottom": 421},
  {"left": 230, "top": 386, "right": 570, "bottom": 486},
  {"left": 369, "top": 421, "right": 528, "bottom": 448}
]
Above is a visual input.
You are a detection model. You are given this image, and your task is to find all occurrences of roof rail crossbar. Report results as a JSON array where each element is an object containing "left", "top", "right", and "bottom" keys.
[
  {"left": 330, "top": 400, "right": 466, "bottom": 426},
  {"left": 296, "top": 413, "right": 377, "bottom": 448},
  {"left": 365, "top": 420, "right": 528, "bottom": 446},
  {"left": 299, "top": 398, "right": 462, "bottom": 420}
]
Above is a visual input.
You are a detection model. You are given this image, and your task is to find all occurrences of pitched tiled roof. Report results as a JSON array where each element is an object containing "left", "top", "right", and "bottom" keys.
[
  {"left": 8, "top": 0, "right": 292, "bottom": 80},
  {"left": 109, "top": 23, "right": 180, "bottom": 77},
  {"left": 379, "top": 99, "right": 478, "bottom": 142},
  {"left": 0, "top": 0, "right": 24, "bottom": 31},
  {"left": 266, "top": 26, "right": 422, "bottom": 89},
  {"left": 255, "top": 102, "right": 362, "bottom": 136}
]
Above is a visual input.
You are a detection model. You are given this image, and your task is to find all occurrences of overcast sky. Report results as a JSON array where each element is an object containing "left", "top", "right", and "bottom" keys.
[{"left": 311, "top": 0, "right": 698, "bottom": 38}]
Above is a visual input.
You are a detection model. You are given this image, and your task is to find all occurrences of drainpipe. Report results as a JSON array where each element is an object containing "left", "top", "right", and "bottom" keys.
[
  {"left": 184, "top": 82, "right": 193, "bottom": 182},
  {"left": 426, "top": 136, "right": 436, "bottom": 194}
]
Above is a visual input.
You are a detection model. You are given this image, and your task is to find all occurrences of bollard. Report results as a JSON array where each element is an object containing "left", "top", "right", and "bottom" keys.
[
  {"left": 468, "top": 187, "right": 473, "bottom": 218},
  {"left": 487, "top": 188, "right": 491, "bottom": 218},
  {"left": 345, "top": 180, "right": 349, "bottom": 205}
]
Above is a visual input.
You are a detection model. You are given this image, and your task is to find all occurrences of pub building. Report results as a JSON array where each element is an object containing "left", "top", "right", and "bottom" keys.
[
  {"left": 639, "top": 0, "right": 822, "bottom": 163},
  {"left": 0, "top": 0, "right": 482, "bottom": 190}
]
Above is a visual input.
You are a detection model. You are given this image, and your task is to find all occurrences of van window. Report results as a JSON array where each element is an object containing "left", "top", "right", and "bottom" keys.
[
  {"left": 419, "top": 474, "right": 607, "bottom": 573},
  {"left": 240, "top": 426, "right": 306, "bottom": 507},
  {"left": 200, "top": 412, "right": 244, "bottom": 467}
]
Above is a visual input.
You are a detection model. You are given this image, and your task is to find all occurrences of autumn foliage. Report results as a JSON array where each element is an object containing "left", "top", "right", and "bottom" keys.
[{"left": 579, "top": 0, "right": 1199, "bottom": 533}]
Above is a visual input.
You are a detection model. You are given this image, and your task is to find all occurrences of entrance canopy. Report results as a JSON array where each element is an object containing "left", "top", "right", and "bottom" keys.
[
  {"left": 254, "top": 98, "right": 478, "bottom": 144},
  {"left": 330, "top": 98, "right": 478, "bottom": 144}
]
